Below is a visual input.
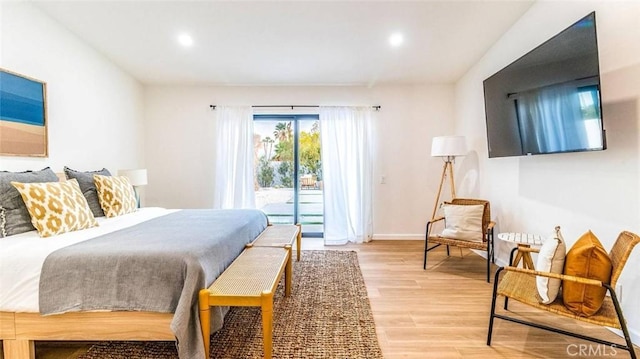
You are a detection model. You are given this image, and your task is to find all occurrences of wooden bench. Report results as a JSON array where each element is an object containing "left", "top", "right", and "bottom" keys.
[
  {"left": 251, "top": 223, "right": 302, "bottom": 261},
  {"left": 198, "top": 245, "right": 292, "bottom": 359}
]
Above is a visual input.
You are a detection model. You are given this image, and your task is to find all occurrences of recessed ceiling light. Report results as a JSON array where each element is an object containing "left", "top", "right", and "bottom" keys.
[
  {"left": 178, "top": 33, "right": 194, "bottom": 47},
  {"left": 389, "top": 33, "right": 404, "bottom": 47}
]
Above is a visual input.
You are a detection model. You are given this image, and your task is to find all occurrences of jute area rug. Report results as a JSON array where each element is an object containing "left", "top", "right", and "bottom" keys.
[{"left": 78, "top": 250, "right": 383, "bottom": 359}]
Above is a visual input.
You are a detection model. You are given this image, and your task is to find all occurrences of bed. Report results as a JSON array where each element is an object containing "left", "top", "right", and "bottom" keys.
[{"left": 0, "top": 206, "right": 268, "bottom": 359}]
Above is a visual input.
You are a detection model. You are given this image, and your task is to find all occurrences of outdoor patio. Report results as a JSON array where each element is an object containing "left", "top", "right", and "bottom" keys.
[{"left": 255, "top": 188, "right": 323, "bottom": 233}]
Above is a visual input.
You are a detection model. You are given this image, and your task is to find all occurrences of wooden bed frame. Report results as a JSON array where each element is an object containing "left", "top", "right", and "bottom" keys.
[{"left": 1, "top": 310, "right": 174, "bottom": 359}]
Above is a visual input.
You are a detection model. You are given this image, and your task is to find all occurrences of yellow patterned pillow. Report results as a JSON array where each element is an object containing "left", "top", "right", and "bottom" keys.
[
  {"left": 94, "top": 175, "right": 137, "bottom": 217},
  {"left": 11, "top": 179, "right": 98, "bottom": 237}
]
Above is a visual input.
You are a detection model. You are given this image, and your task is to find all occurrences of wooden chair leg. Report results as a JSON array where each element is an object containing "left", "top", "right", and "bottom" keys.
[
  {"left": 512, "top": 250, "right": 524, "bottom": 268},
  {"left": 296, "top": 223, "right": 302, "bottom": 261},
  {"left": 261, "top": 292, "right": 274, "bottom": 359},
  {"left": 198, "top": 289, "right": 211, "bottom": 358},
  {"left": 285, "top": 246, "right": 292, "bottom": 297}
]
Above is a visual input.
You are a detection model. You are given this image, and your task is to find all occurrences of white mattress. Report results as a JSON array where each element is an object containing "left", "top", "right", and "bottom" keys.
[{"left": 0, "top": 207, "right": 177, "bottom": 312}]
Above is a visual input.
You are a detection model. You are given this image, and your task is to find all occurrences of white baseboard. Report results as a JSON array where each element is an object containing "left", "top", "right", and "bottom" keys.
[{"left": 371, "top": 234, "right": 423, "bottom": 240}]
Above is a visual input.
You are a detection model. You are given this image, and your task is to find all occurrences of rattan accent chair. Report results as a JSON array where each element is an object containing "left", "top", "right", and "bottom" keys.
[
  {"left": 488, "top": 231, "right": 640, "bottom": 359},
  {"left": 423, "top": 198, "right": 496, "bottom": 283}
]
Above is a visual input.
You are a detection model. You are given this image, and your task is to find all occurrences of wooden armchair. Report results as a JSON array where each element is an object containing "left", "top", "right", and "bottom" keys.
[
  {"left": 488, "top": 231, "right": 640, "bottom": 358},
  {"left": 301, "top": 175, "right": 316, "bottom": 190},
  {"left": 423, "top": 198, "right": 496, "bottom": 283}
]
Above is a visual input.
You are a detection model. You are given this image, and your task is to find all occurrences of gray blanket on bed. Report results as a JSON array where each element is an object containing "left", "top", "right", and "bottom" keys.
[{"left": 39, "top": 209, "right": 268, "bottom": 359}]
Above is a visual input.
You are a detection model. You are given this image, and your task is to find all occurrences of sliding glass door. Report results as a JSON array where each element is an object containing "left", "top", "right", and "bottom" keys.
[{"left": 253, "top": 115, "right": 322, "bottom": 236}]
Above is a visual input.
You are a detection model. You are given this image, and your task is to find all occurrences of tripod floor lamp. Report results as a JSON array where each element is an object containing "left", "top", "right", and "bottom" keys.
[{"left": 430, "top": 136, "right": 467, "bottom": 220}]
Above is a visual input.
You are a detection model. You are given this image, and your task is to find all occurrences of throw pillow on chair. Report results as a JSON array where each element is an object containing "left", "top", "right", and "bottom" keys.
[
  {"left": 562, "top": 230, "right": 612, "bottom": 317},
  {"left": 440, "top": 203, "right": 484, "bottom": 242},
  {"left": 536, "top": 226, "right": 566, "bottom": 304}
]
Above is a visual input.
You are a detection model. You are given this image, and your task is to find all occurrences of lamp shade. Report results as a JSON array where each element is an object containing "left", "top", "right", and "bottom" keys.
[
  {"left": 431, "top": 136, "right": 468, "bottom": 157},
  {"left": 118, "top": 169, "right": 148, "bottom": 186}
]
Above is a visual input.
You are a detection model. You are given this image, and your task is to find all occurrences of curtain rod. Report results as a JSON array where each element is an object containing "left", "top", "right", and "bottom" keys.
[{"left": 209, "top": 105, "right": 381, "bottom": 111}]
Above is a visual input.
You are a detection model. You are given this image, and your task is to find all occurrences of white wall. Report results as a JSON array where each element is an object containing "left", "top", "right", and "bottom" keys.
[
  {"left": 0, "top": 3, "right": 3, "bottom": 63},
  {"left": 0, "top": 2, "right": 145, "bottom": 174},
  {"left": 143, "top": 84, "right": 455, "bottom": 237},
  {"left": 455, "top": 1, "right": 640, "bottom": 344}
]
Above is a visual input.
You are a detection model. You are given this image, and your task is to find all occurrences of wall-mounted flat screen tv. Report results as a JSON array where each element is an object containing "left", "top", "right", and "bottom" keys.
[{"left": 483, "top": 12, "right": 605, "bottom": 158}]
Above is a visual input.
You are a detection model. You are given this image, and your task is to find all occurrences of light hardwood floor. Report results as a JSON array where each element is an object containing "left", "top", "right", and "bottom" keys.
[
  {"left": 352, "top": 240, "right": 638, "bottom": 359},
  {"left": 13, "top": 239, "right": 640, "bottom": 358}
]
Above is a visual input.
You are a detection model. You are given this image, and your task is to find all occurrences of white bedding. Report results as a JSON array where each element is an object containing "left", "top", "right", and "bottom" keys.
[{"left": 0, "top": 207, "right": 177, "bottom": 312}]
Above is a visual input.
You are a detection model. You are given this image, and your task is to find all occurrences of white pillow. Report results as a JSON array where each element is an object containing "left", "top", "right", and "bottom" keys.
[
  {"left": 440, "top": 204, "right": 484, "bottom": 242},
  {"left": 536, "top": 226, "right": 566, "bottom": 304}
]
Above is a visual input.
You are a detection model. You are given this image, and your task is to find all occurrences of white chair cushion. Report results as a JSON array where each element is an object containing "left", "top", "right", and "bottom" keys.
[{"left": 440, "top": 204, "right": 484, "bottom": 242}]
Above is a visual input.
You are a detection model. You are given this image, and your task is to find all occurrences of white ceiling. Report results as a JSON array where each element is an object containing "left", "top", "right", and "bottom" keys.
[{"left": 34, "top": 1, "right": 534, "bottom": 86}]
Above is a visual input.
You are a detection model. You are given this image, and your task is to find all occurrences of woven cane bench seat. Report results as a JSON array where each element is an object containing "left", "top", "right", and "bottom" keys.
[
  {"left": 251, "top": 224, "right": 301, "bottom": 261},
  {"left": 207, "top": 246, "right": 291, "bottom": 298},
  {"left": 431, "top": 235, "right": 489, "bottom": 251},
  {"left": 497, "top": 271, "right": 620, "bottom": 328},
  {"left": 199, "top": 245, "right": 292, "bottom": 359}
]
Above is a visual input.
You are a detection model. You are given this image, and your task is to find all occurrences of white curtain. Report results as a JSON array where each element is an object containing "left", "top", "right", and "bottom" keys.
[
  {"left": 319, "top": 106, "right": 374, "bottom": 245},
  {"left": 213, "top": 106, "right": 256, "bottom": 209},
  {"left": 516, "top": 83, "right": 589, "bottom": 154}
]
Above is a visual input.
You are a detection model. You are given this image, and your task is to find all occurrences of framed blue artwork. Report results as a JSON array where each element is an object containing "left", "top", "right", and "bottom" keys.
[{"left": 0, "top": 68, "right": 48, "bottom": 157}]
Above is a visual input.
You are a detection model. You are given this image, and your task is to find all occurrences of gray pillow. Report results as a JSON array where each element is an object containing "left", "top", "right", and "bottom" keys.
[
  {"left": 0, "top": 167, "right": 59, "bottom": 237},
  {"left": 63, "top": 166, "right": 111, "bottom": 217}
]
